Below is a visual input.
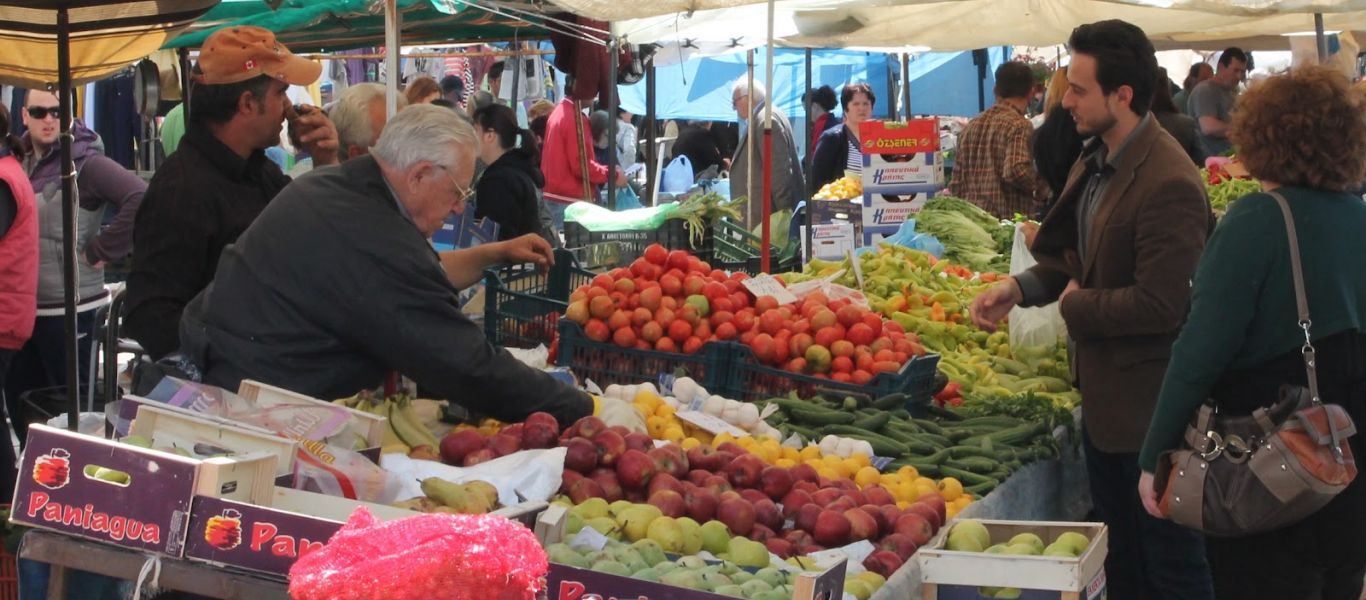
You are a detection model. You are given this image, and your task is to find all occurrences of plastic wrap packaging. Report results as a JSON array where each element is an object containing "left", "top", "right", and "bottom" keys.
[{"left": 289, "top": 507, "right": 547, "bottom": 600}]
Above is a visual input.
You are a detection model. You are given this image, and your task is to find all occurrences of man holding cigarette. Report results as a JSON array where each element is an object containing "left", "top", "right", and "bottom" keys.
[{"left": 125, "top": 26, "right": 339, "bottom": 361}]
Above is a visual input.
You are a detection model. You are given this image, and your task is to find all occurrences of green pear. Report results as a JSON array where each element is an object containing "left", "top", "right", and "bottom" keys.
[
  {"left": 729, "top": 570, "right": 752, "bottom": 584},
  {"left": 546, "top": 543, "right": 590, "bottom": 568},
  {"left": 740, "top": 578, "right": 773, "bottom": 596},
  {"left": 573, "top": 497, "right": 610, "bottom": 520},
  {"left": 120, "top": 435, "right": 152, "bottom": 448},
  {"left": 676, "top": 517, "right": 704, "bottom": 555},
  {"left": 984, "top": 544, "right": 1009, "bottom": 554},
  {"left": 716, "top": 560, "right": 740, "bottom": 575},
  {"left": 565, "top": 513, "right": 585, "bottom": 535},
  {"left": 698, "top": 571, "right": 732, "bottom": 590},
  {"left": 654, "top": 562, "right": 679, "bottom": 575},
  {"left": 1007, "top": 533, "right": 1045, "bottom": 554},
  {"left": 647, "top": 517, "right": 686, "bottom": 553},
  {"left": 631, "top": 539, "right": 667, "bottom": 566},
  {"left": 700, "top": 520, "right": 732, "bottom": 555},
  {"left": 676, "top": 556, "right": 709, "bottom": 570},
  {"left": 590, "top": 560, "right": 630, "bottom": 577},
  {"left": 754, "top": 567, "right": 786, "bottom": 589},
  {"left": 609, "top": 500, "right": 635, "bottom": 516},
  {"left": 631, "top": 567, "right": 661, "bottom": 582},
  {"left": 994, "top": 588, "right": 1022, "bottom": 599},
  {"left": 728, "top": 537, "right": 769, "bottom": 569},
  {"left": 948, "top": 520, "right": 991, "bottom": 551},
  {"left": 586, "top": 516, "right": 618, "bottom": 537},
  {"left": 618, "top": 505, "right": 664, "bottom": 542},
  {"left": 844, "top": 579, "right": 873, "bottom": 600},
  {"left": 1043, "top": 542, "right": 1077, "bottom": 558},
  {"left": 661, "top": 569, "right": 702, "bottom": 590},
  {"left": 752, "top": 591, "right": 788, "bottom": 600},
  {"left": 978, "top": 587, "right": 1001, "bottom": 597},
  {"left": 713, "top": 584, "right": 746, "bottom": 598},
  {"left": 610, "top": 547, "right": 647, "bottom": 573},
  {"left": 1054, "top": 531, "right": 1091, "bottom": 554},
  {"left": 946, "top": 528, "right": 986, "bottom": 553}
]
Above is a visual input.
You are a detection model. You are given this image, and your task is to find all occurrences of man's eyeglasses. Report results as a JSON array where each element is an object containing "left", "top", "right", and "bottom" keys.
[
  {"left": 26, "top": 106, "right": 60, "bottom": 120},
  {"left": 732, "top": 94, "right": 748, "bottom": 109},
  {"left": 438, "top": 165, "right": 473, "bottom": 202}
]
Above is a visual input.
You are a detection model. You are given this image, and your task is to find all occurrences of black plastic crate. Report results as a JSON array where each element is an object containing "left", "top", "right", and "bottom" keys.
[
  {"left": 482, "top": 248, "right": 594, "bottom": 349},
  {"left": 564, "top": 219, "right": 712, "bottom": 265},
  {"left": 718, "top": 344, "right": 941, "bottom": 408},
  {"left": 556, "top": 320, "right": 730, "bottom": 391}
]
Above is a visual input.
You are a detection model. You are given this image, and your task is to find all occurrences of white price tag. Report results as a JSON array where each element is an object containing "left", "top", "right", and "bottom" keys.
[
  {"left": 687, "top": 392, "right": 709, "bottom": 412},
  {"left": 848, "top": 249, "right": 865, "bottom": 290},
  {"left": 677, "top": 410, "right": 750, "bottom": 437},
  {"left": 568, "top": 526, "right": 612, "bottom": 552},
  {"left": 806, "top": 540, "right": 875, "bottom": 575},
  {"left": 741, "top": 274, "right": 799, "bottom": 305}
]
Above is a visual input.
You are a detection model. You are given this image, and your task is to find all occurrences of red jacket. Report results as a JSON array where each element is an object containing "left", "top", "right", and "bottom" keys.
[
  {"left": 0, "top": 153, "right": 38, "bottom": 350},
  {"left": 542, "top": 98, "right": 608, "bottom": 200}
]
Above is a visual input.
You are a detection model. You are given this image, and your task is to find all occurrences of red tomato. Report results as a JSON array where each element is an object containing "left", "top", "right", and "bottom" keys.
[
  {"left": 655, "top": 337, "right": 678, "bottom": 352},
  {"left": 754, "top": 296, "right": 780, "bottom": 313},
  {"left": 613, "top": 327, "right": 636, "bottom": 348},
  {"left": 667, "top": 250, "right": 691, "bottom": 272},
  {"left": 836, "top": 305, "right": 863, "bottom": 329},
  {"left": 667, "top": 320, "right": 692, "bottom": 343},
  {"left": 861, "top": 312, "right": 883, "bottom": 331},
  {"left": 585, "top": 319, "right": 610, "bottom": 342},
  {"left": 715, "top": 322, "right": 738, "bottom": 340},
  {"left": 846, "top": 323, "right": 876, "bottom": 347},
  {"left": 831, "top": 356, "right": 854, "bottom": 374},
  {"left": 703, "top": 281, "right": 728, "bottom": 302},
  {"left": 592, "top": 274, "right": 614, "bottom": 291},
  {"left": 733, "top": 310, "right": 756, "bottom": 333},
  {"left": 874, "top": 349, "right": 896, "bottom": 363},
  {"left": 712, "top": 297, "right": 735, "bottom": 314},
  {"left": 814, "top": 327, "right": 842, "bottom": 349},
  {"left": 683, "top": 336, "right": 704, "bottom": 354},
  {"left": 643, "top": 244, "right": 669, "bottom": 266},
  {"left": 750, "top": 333, "right": 776, "bottom": 363},
  {"left": 710, "top": 269, "right": 728, "bottom": 282},
  {"left": 710, "top": 311, "right": 735, "bottom": 327},
  {"left": 851, "top": 370, "right": 873, "bottom": 385},
  {"left": 831, "top": 372, "right": 852, "bottom": 383}
]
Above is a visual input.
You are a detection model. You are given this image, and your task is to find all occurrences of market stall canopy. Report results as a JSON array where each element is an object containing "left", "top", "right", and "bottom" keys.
[
  {"left": 0, "top": 0, "right": 219, "bottom": 87},
  {"left": 164, "top": 0, "right": 561, "bottom": 51}
]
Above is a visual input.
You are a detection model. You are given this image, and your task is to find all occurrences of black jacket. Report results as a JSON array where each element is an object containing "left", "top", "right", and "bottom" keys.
[
  {"left": 1154, "top": 110, "right": 1205, "bottom": 167},
  {"left": 180, "top": 155, "right": 593, "bottom": 426},
  {"left": 474, "top": 150, "right": 548, "bottom": 242},
  {"left": 810, "top": 124, "right": 855, "bottom": 195},
  {"left": 670, "top": 125, "right": 724, "bottom": 177}
]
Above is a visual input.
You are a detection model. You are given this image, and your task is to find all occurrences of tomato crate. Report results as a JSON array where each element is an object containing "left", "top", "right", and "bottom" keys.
[
  {"left": 718, "top": 344, "right": 941, "bottom": 405},
  {"left": 564, "top": 219, "right": 712, "bottom": 264},
  {"left": 556, "top": 321, "right": 731, "bottom": 390},
  {"left": 483, "top": 248, "right": 594, "bottom": 349}
]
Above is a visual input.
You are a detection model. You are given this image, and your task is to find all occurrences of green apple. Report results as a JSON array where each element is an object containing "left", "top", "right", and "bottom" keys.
[
  {"left": 728, "top": 537, "right": 769, "bottom": 569},
  {"left": 984, "top": 544, "right": 1009, "bottom": 554},
  {"left": 1003, "top": 543, "right": 1039, "bottom": 556},
  {"left": 949, "top": 520, "right": 991, "bottom": 550},
  {"left": 631, "top": 539, "right": 667, "bottom": 567},
  {"left": 700, "top": 520, "right": 732, "bottom": 555},
  {"left": 631, "top": 567, "right": 661, "bottom": 582},
  {"left": 1007, "top": 533, "right": 1045, "bottom": 554},
  {"left": 1054, "top": 531, "right": 1091, "bottom": 554},
  {"left": 994, "top": 588, "right": 1022, "bottom": 599},
  {"left": 946, "top": 528, "right": 986, "bottom": 553},
  {"left": 590, "top": 560, "right": 630, "bottom": 577},
  {"left": 572, "top": 497, "right": 610, "bottom": 520},
  {"left": 676, "top": 517, "right": 704, "bottom": 555},
  {"left": 1043, "top": 542, "right": 1077, "bottom": 558},
  {"left": 618, "top": 505, "right": 664, "bottom": 542}
]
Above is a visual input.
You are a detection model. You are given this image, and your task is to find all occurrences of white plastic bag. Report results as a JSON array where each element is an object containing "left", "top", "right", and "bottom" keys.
[
  {"left": 1006, "top": 223, "right": 1068, "bottom": 349},
  {"left": 661, "top": 154, "right": 694, "bottom": 193}
]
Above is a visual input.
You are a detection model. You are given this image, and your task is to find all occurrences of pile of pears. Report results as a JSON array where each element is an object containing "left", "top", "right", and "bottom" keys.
[
  {"left": 546, "top": 537, "right": 796, "bottom": 599},
  {"left": 943, "top": 519, "right": 1092, "bottom": 600},
  {"left": 389, "top": 477, "right": 499, "bottom": 514}
]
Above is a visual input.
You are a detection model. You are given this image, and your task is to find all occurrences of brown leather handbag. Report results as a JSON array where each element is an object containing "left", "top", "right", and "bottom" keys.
[{"left": 1155, "top": 191, "right": 1358, "bottom": 537}]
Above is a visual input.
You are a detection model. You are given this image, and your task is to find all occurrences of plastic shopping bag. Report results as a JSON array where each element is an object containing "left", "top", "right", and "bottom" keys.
[
  {"left": 662, "top": 154, "right": 694, "bottom": 193},
  {"left": 614, "top": 184, "right": 643, "bottom": 210},
  {"left": 1006, "top": 223, "right": 1067, "bottom": 349}
]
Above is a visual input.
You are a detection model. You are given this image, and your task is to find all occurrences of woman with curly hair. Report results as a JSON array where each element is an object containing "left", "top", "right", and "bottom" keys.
[{"left": 1138, "top": 65, "right": 1366, "bottom": 600}]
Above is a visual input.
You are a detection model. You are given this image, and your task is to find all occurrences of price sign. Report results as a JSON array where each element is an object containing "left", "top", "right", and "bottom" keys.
[
  {"left": 676, "top": 410, "right": 750, "bottom": 438},
  {"left": 741, "top": 274, "right": 799, "bottom": 305}
]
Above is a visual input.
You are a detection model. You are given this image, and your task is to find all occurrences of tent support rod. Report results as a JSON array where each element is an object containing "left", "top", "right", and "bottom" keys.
[
  {"left": 901, "top": 53, "right": 911, "bottom": 119},
  {"left": 607, "top": 36, "right": 618, "bottom": 210},
  {"left": 57, "top": 7, "right": 78, "bottom": 431},
  {"left": 295, "top": 50, "right": 557, "bottom": 61},
  {"left": 179, "top": 47, "right": 192, "bottom": 121},
  {"left": 1315, "top": 13, "right": 1328, "bottom": 63},
  {"left": 645, "top": 61, "right": 657, "bottom": 206},
  {"left": 804, "top": 48, "right": 812, "bottom": 149},
  {"left": 761, "top": 0, "right": 775, "bottom": 274},
  {"left": 885, "top": 53, "right": 896, "bottom": 118},
  {"left": 384, "top": 0, "right": 401, "bottom": 117}
]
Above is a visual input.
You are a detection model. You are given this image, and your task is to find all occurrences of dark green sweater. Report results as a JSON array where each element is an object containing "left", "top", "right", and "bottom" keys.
[{"left": 1139, "top": 186, "right": 1366, "bottom": 472}]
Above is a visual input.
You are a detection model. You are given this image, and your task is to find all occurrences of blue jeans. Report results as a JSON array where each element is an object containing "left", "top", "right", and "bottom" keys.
[{"left": 1083, "top": 429, "right": 1214, "bottom": 600}]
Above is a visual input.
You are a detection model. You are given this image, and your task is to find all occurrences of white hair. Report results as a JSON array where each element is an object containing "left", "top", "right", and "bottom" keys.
[
  {"left": 371, "top": 104, "right": 475, "bottom": 172},
  {"left": 732, "top": 78, "right": 767, "bottom": 103},
  {"left": 331, "top": 83, "right": 406, "bottom": 154}
]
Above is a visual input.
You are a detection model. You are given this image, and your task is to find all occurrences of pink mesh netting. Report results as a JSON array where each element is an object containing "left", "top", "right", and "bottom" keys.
[{"left": 288, "top": 507, "right": 547, "bottom": 600}]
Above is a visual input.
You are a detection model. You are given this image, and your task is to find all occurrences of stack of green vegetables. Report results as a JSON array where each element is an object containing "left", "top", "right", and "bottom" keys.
[
  {"left": 914, "top": 197, "right": 1016, "bottom": 273},
  {"left": 1201, "top": 169, "right": 1262, "bottom": 214},
  {"left": 670, "top": 192, "right": 746, "bottom": 246}
]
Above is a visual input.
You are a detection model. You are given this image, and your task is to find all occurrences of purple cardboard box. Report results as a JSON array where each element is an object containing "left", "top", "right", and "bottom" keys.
[
  {"left": 546, "top": 559, "right": 846, "bottom": 600},
  {"left": 183, "top": 496, "right": 340, "bottom": 577},
  {"left": 11, "top": 425, "right": 199, "bottom": 556}
]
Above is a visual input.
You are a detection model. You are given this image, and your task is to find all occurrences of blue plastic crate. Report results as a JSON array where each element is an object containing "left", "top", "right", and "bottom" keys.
[{"left": 482, "top": 249, "right": 594, "bottom": 349}]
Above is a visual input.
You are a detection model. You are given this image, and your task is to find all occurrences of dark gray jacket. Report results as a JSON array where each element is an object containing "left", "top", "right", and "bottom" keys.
[{"left": 180, "top": 155, "right": 593, "bottom": 426}]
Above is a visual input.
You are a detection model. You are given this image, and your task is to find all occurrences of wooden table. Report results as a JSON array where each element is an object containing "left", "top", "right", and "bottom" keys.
[{"left": 18, "top": 530, "right": 289, "bottom": 600}]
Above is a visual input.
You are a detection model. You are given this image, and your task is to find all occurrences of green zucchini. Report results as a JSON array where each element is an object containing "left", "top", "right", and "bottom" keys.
[
  {"left": 788, "top": 404, "right": 856, "bottom": 426},
  {"left": 851, "top": 411, "right": 891, "bottom": 432}
]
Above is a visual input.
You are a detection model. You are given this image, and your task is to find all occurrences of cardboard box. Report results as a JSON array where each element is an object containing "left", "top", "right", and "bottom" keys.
[
  {"left": 237, "top": 380, "right": 388, "bottom": 454},
  {"left": 128, "top": 403, "right": 299, "bottom": 479},
  {"left": 804, "top": 222, "right": 857, "bottom": 262},
  {"left": 863, "top": 186, "right": 940, "bottom": 228},
  {"left": 917, "top": 519, "right": 1109, "bottom": 600},
  {"left": 862, "top": 152, "right": 945, "bottom": 190},
  {"left": 183, "top": 451, "right": 548, "bottom": 576},
  {"left": 432, "top": 209, "right": 499, "bottom": 251},
  {"left": 862, "top": 225, "right": 900, "bottom": 248},
  {"left": 858, "top": 119, "right": 940, "bottom": 154},
  {"left": 10, "top": 424, "right": 275, "bottom": 557}
]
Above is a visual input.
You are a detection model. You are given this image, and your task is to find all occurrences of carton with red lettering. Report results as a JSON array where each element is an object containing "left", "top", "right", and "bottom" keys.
[
  {"left": 10, "top": 424, "right": 275, "bottom": 557},
  {"left": 858, "top": 119, "right": 939, "bottom": 155}
]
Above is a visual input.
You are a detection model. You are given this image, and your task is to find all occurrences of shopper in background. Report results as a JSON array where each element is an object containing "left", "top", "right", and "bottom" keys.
[
  {"left": 0, "top": 109, "right": 37, "bottom": 499},
  {"left": 124, "top": 26, "right": 338, "bottom": 362},
  {"left": 589, "top": 109, "right": 613, "bottom": 168},
  {"left": 803, "top": 85, "right": 841, "bottom": 166},
  {"left": 970, "top": 20, "right": 1215, "bottom": 600},
  {"left": 729, "top": 78, "right": 804, "bottom": 227},
  {"left": 1139, "top": 65, "right": 1366, "bottom": 600},
  {"left": 671, "top": 121, "right": 726, "bottom": 178},
  {"left": 1031, "top": 67, "right": 1085, "bottom": 218},
  {"left": 542, "top": 80, "right": 625, "bottom": 203},
  {"left": 472, "top": 103, "right": 555, "bottom": 245},
  {"left": 179, "top": 105, "right": 643, "bottom": 431},
  {"left": 809, "top": 83, "right": 875, "bottom": 194},
  {"left": 405, "top": 76, "right": 441, "bottom": 106},
  {"left": 1190, "top": 47, "right": 1248, "bottom": 158},
  {"left": 332, "top": 83, "right": 407, "bottom": 161},
  {"left": 5, "top": 88, "right": 147, "bottom": 442},
  {"left": 485, "top": 61, "right": 505, "bottom": 97},
  {"left": 1174, "top": 62, "right": 1213, "bottom": 116},
  {"left": 528, "top": 99, "right": 556, "bottom": 124},
  {"left": 616, "top": 108, "right": 638, "bottom": 171},
  {"left": 952, "top": 62, "right": 1050, "bottom": 220},
  {"left": 440, "top": 74, "right": 465, "bottom": 109},
  {"left": 1151, "top": 68, "right": 1204, "bottom": 166}
]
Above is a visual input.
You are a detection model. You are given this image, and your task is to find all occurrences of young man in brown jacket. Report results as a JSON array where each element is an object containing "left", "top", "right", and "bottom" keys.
[{"left": 970, "top": 20, "right": 1215, "bottom": 600}]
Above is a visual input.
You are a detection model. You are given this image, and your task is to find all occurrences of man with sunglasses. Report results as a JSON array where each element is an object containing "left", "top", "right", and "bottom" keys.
[
  {"left": 3, "top": 89, "right": 147, "bottom": 442},
  {"left": 123, "top": 26, "right": 339, "bottom": 366},
  {"left": 179, "top": 105, "right": 644, "bottom": 432}
]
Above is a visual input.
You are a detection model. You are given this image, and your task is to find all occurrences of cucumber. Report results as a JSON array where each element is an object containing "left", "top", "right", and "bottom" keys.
[
  {"left": 965, "top": 481, "right": 996, "bottom": 497},
  {"left": 947, "top": 446, "right": 1001, "bottom": 460},
  {"left": 889, "top": 459, "right": 941, "bottom": 477},
  {"left": 938, "top": 465, "right": 1000, "bottom": 487},
  {"left": 788, "top": 404, "right": 856, "bottom": 426},
  {"left": 944, "top": 456, "right": 1000, "bottom": 474},
  {"left": 851, "top": 411, "right": 891, "bottom": 432},
  {"left": 910, "top": 432, "right": 953, "bottom": 448},
  {"left": 924, "top": 404, "right": 964, "bottom": 421},
  {"left": 888, "top": 409, "right": 913, "bottom": 421},
  {"left": 909, "top": 418, "right": 948, "bottom": 436},
  {"left": 956, "top": 416, "right": 1027, "bottom": 429},
  {"left": 871, "top": 393, "right": 908, "bottom": 410},
  {"left": 786, "top": 424, "right": 820, "bottom": 441}
]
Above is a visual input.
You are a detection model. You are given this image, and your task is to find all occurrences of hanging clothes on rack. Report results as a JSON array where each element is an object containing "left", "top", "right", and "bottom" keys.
[{"left": 93, "top": 69, "right": 138, "bottom": 169}]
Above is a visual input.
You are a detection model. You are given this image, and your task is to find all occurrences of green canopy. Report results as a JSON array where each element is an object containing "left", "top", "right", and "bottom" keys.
[{"left": 164, "top": 0, "right": 555, "bottom": 52}]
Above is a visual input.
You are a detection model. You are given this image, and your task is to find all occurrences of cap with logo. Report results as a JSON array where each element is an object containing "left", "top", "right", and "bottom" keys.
[{"left": 195, "top": 26, "right": 321, "bottom": 86}]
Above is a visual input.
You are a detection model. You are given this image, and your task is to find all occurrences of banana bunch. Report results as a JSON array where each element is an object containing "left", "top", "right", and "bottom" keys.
[
  {"left": 334, "top": 393, "right": 442, "bottom": 456},
  {"left": 392, "top": 478, "right": 499, "bottom": 514}
]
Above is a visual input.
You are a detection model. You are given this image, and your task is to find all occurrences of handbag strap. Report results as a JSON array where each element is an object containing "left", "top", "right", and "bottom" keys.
[{"left": 1266, "top": 190, "right": 1322, "bottom": 406}]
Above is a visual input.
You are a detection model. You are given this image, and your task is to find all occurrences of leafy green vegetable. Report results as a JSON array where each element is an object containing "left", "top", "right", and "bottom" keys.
[{"left": 669, "top": 191, "right": 745, "bottom": 245}]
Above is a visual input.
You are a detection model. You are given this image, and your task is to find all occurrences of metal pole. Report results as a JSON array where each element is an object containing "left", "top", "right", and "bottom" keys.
[
  {"left": 384, "top": 0, "right": 401, "bottom": 117},
  {"left": 804, "top": 48, "right": 813, "bottom": 152},
  {"left": 761, "top": 0, "right": 775, "bottom": 273},
  {"left": 901, "top": 53, "right": 912, "bottom": 119},
  {"left": 1315, "top": 13, "right": 1328, "bottom": 63},
  {"left": 607, "top": 37, "right": 618, "bottom": 210},
  {"left": 178, "top": 48, "right": 192, "bottom": 121},
  {"left": 57, "top": 8, "right": 78, "bottom": 431},
  {"left": 885, "top": 53, "right": 897, "bottom": 118},
  {"left": 746, "top": 50, "right": 756, "bottom": 222},
  {"left": 509, "top": 41, "right": 522, "bottom": 109},
  {"left": 645, "top": 61, "right": 657, "bottom": 206}
]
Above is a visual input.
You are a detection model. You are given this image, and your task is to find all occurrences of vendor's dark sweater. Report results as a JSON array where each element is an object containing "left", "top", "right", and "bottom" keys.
[
  {"left": 1140, "top": 187, "right": 1366, "bottom": 472},
  {"left": 180, "top": 155, "right": 593, "bottom": 426}
]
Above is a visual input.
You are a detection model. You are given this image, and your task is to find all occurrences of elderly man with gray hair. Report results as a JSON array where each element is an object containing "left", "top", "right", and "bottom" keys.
[
  {"left": 728, "top": 78, "right": 805, "bottom": 227},
  {"left": 330, "top": 82, "right": 407, "bottom": 160},
  {"left": 178, "top": 105, "right": 645, "bottom": 430}
]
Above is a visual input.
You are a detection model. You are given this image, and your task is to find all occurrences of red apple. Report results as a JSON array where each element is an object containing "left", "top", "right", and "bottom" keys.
[
  {"left": 864, "top": 485, "right": 897, "bottom": 507},
  {"left": 759, "top": 466, "right": 794, "bottom": 500},
  {"left": 559, "top": 470, "right": 584, "bottom": 494},
  {"left": 592, "top": 431, "right": 626, "bottom": 466},
  {"left": 799, "top": 544, "right": 826, "bottom": 555},
  {"left": 683, "top": 487, "right": 719, "bottom": 522},
  {"left": 647, "top": 472, "right": 686, "bottom": 497},
  {"left": 572, "top": 416, "right": 606, "bottom": 440},
  {"left": 904, "top": 501, "right": 943, "bottom": 531},
  {"left": 828, "top": 497, "right": 858, "bottom": 513},
  {"left": 590, "top": 468, "right": 624, "bottom": 502},
  {"left": 878, "top": 532, "right": 920, "bottom": 562},
  {"left": 878, "top": 505, "right": 904, "bottom": 530},
  {"left": 462, "top": 448, "right": 496, "bottom": 466},
  {"left": 703, "top": 475, "right": 733, "bottom": 495},
  {"left": 813, "top": 510, "right": 852, "bottom": 547},
  {"left": 624, "top": 432, "right": 654, "bottom": 452},
  {"left": 749, "top": 523, "right": 776, "bottom": 543},
  {"left": 563, "top": 438, "right": 598, "bottom": 474},
  {"left": 686, "top": 445, "right": 725, "bottom": 472},
  {"left": 567, "top": 478, "right": 604, "bottom": 504},
  {"left": 648, "top": 446, "right": 689, "bottom": 478},
  {"left": 793, "top": 480, "right": 819, "bottom": 494},
  {"left": 615, "top": 449, "right": 657, "bottom": 489},
  {"left": 845, "top": 508, "right": 879, "bottom": 542},
  {"left": 860, "top": 505, "right": 889, "bottom": 536},
  {"left": 739, "top": 489, "right": 768, "bottom": 504},
  {"left": 795, "top": 503, "right": 822, "bottom": 534},
  {"left": 521, "top": 414, "right": 560, "bottom": 450},
  {"left": 725, "top": 454, "right": 765, "bottom": 489},
  {"left": 487, "top": 433, "right": 521, "bottom": 457},
  {"left": 917, "top": 494, "right": 947, "bottom": 525},
  {"left": 687, "top": 469, "right": 712, "bottom": 487},
  {"left": 624, "top": 489, "right": 646, "bottom": 503},
  {"left": 781, "top": 489, "right": 813, "bottom": 520},
  {"left": 810, "top": 488, "right": 842, "bottom": 507},
  {"left": 789, "top": 463, "right": 820, "bottom": 485},
  {"left": 500, "top": 423, "right": 524, "bottom": 441},
  {"left": 438, "top": 429, "right": 485, "bottom": 465},
  {"left": 754, "top": 498, "right": 783, "bottom": 530},
  {"left": 716, "top": 442, "right": 748, "bottom": 457},
  {"left": 717, "top": 497, "right": 756, "bottom": 537},
  {"left": 765, "top": 538, "right": 795, "bottom": 558},
  {"left": 863, "top": 550, "right": 905, "bottom": 578},
  {"left": 894, "top": 513, "right": 934, "bottom": 546},
  {"left": 648, "top": 490, "right": 687, "bottom": 518},
  {"left": 782, "top": 529, "right": 814, "bottom": 549}
]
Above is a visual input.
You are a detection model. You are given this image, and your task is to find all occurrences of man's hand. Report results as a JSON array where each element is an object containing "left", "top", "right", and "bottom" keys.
[
  {"left": 970, "top": 278, "right": 1023, "bottom": 332},
  {"left": 1139, "top": 471, "right": 1164, "bottom": 519},
  {"left": 614, "top": 171, "right": 629, "bottom": 188},
  {"left": 497, "top": 233, "right": 555, "bottom": 272},
  {"left": 287, "top": 105, "right": 340, "bottom": 166},
  {"left": 1060, "top": 279, "right": 1081, "bottom": 302}
]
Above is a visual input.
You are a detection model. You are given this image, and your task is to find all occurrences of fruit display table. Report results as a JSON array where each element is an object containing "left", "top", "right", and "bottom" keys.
[
  {"left": 871, "top": 410, "right": 1091, "bottom": 600},
  {"left": 19, "top": 530, "right": 289, "bottom": 600}
]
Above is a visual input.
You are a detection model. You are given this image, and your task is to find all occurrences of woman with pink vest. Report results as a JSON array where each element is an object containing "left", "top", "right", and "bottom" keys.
[{"left": 0, "top": 108, "right": 38, "bottom": 500}]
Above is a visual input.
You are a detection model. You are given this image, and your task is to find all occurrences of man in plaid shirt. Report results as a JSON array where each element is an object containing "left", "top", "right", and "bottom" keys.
[{"left": 952, "top": 61, "right": 1051, "bottom": 219}]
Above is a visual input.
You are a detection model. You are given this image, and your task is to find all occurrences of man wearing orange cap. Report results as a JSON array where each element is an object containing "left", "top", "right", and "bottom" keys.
[{"left": 124, "top": 26, "right": 339, "bottom": 363}]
